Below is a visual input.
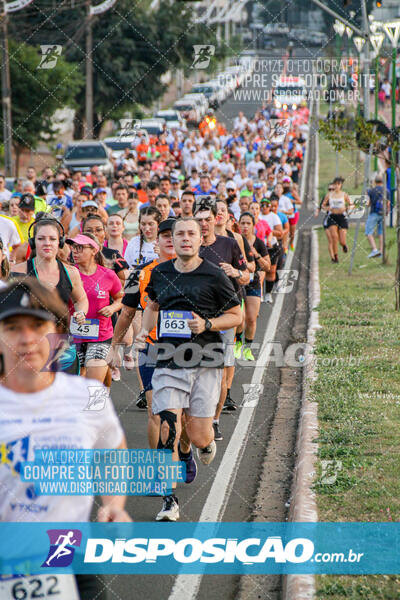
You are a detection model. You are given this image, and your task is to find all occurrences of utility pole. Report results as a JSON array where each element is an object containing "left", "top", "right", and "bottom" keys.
[
  {"left": 1, "top": 0, "right": 12, "bottom": 176},
  {"left": 85, "top": 0, "right": 93, "bottom": 138},
  {"left": 84, "top": 0, "right": 117, "bottom": 139}
]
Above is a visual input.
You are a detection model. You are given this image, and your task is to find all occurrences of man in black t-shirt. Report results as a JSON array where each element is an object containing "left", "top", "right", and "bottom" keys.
[
  {"left": 194, "top": 197, "right": 249, "bottom": 441},
  {"left": 135, "top": 217, "right": 241, "bottom": 522}
]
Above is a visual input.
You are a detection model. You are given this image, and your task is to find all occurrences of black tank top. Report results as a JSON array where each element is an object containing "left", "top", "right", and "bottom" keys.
[{"left": 27, "top": 258, "right": 73, "bottom": 305}]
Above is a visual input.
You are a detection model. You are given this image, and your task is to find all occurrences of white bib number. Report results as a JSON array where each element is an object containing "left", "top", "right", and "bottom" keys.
[
  {"left": 0, "top": 574, "right": 79, "bottom": 600},
  {"left": 70, "top": 318, "right": 99, "bottom": 339},
  {"left": 159, "top": 310, "right": 192, "bottom": 338}
]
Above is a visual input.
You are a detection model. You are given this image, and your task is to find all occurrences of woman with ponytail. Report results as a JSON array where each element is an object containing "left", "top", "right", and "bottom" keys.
[{"left": 124, "top": 206, "right": 161, "bottom": 268}]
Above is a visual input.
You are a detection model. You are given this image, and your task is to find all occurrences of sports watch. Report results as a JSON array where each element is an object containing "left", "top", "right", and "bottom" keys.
[{"left": 204, "top": 317, "right": 212, "bottom": 331}]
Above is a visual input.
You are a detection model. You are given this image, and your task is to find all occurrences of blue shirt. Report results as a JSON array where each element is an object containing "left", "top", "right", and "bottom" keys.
[{"left": 277, "top": 211, "right": 288, "bottom": 226}]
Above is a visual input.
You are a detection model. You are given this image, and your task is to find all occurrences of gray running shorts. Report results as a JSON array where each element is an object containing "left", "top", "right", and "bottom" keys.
[{"left": 151, "top": 367, "right": 222, "bottom": 417}]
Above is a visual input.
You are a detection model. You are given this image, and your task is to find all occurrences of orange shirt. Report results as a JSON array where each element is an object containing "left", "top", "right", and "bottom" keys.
[
  {"left": 137, "top": 143, "right": 148, "bottom": 161},
  {"left": 139, "top": 259, "right": 159, "bottom": 343}
]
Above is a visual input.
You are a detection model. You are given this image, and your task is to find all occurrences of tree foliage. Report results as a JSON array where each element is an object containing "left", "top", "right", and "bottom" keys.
[
  {"left": 1, "top": 39, "right": 82, "bottom": 167},
  {"left": 8, "top": 0, "right": 227, "bottom": 137}
]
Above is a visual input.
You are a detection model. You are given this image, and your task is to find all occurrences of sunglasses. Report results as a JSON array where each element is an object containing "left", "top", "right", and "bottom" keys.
[{"left": 71, "top": 244, "right": 92, "bottom": 252}]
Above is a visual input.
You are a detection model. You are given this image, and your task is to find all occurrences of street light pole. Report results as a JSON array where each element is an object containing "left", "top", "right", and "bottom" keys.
[
  {"left": 85, "top": 0, "right": 93, "bottom": 138},
  {"left": 370, "top": 31, "right": 385, "bottom": 171},
  {"left": 382, "top": 20, "right": 400, "bottom": 228},
  {"left": 1, "top": 1, "right": 12, "bottom": 176}
]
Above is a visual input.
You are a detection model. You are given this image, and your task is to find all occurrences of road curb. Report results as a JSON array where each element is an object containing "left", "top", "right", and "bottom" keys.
[{"left": 282, "top": 228, "right": 320, "bottom": 600}]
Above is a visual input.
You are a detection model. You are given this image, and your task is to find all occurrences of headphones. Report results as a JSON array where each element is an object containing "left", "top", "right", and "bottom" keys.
[{"left": 28, "top": 217, "right": 66, "bottom": 250}]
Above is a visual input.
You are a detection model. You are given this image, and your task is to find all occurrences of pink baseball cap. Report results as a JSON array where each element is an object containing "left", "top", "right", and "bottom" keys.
[{"left": 66, "top": 234, "right": 100, "bottom": 252}]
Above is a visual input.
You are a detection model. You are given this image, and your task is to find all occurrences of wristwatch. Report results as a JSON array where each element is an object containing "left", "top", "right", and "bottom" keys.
[{"left": 204, "top": 317, "right": 212, "bottom": 331}]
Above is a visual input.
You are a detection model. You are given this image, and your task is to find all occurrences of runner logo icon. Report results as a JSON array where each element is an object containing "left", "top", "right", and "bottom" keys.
[
  {"left": 38, "top": 45, "right": 62, "bottom": 69},
  {"left": 42, "top": 529, "right": 82, "bottom": 567},
  {"left": 191, "top": 45, "right": 215, "bottom": 69}
]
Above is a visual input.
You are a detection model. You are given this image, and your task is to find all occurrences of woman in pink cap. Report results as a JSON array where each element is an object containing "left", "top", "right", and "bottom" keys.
[{"left": 67, "top": 232, "right": 123, "bottom": 384}]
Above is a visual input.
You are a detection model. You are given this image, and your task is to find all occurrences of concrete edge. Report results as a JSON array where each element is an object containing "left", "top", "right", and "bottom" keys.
[
  {"left": 282, "top": 95, "right": 321, "bottom": 599},
  {"left": 282, "top": 229, "right": 320, "bottom": 600}
]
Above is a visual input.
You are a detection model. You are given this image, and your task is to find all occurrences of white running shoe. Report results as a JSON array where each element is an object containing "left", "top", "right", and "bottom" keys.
[
  {"left": 368, "top": 249, "right": 381, "bottom": 258},
  {"left": 197, "top": 441, "right": 217, "bottom": 465},
  {"left": 264, "top": 293, "right": 273, "bottom": 303},
  {"left": 156, "top": 495, "right": 179, "bottom": 521}
]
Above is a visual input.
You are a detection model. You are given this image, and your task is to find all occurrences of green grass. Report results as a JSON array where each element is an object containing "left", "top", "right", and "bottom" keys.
[
  {"left": 317, "top": 98, "right": 365, "bottom": 202},
  {"left": 314, "top": 224, "right": 400, "bottom": 598}
]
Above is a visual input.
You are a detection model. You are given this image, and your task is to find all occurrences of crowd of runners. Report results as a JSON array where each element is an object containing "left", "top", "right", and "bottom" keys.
[{"left": 0, "top": 101, "right": 308, "bottom": 553}]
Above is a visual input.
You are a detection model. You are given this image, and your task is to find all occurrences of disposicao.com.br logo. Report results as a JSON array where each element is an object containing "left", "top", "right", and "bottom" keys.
[{"left": 83, "top": 536, "right": 314, "bottom": 565}]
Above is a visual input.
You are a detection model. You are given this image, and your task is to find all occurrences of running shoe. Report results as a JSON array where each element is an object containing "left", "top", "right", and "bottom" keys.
[
  {"left": 334, "top": 255, "right": 339, "bottom": 263},
  {"left": 213, "top": 422, "right": 223, "bottom": 441},
  {"left": 290, "top": 243, "right": 295, "bottom": 252},
  {"left": 136, "top": 389, "right": 147, "bottom": 409},
  {"left": 222, "top": 390, "right": 237, "bottom": 412},
  {"left": 197, "top": 440, "right": 217, "bottom": 465},
  {"left": 156, "top": 495, "right": 179, "bottom": 521},
  {"left": 342, "top": 245, "right": 348, "bottom": 253},
  {"left": 234, "top": 340, "right": 243, "bottom": 359},
  {"left": 368, "top": 249, "right": 381, "bottom": 258},
  {"left": 242, "top": 346, "right": 255, "bottom": 361},
  {"left": 264, "top": 293, "right": 273, "bottom": 303},
  {"left": 123, "top": 352, "right": 136, "bottom": 370},
  {"left": 111, "top": 367, "right": 121, "bottom": 382},
  {"left": 178, "top": 443, "right": 197, "bottom": 484}
]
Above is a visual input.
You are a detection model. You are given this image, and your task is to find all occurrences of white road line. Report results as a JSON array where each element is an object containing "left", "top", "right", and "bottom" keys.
[{"left": 168, "top": 234, "right": 298, "bottom": 600}]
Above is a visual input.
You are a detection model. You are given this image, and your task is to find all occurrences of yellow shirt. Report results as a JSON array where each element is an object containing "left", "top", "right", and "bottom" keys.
[{"left": 12, "top": 216, "right": 35, "bottom": 242}]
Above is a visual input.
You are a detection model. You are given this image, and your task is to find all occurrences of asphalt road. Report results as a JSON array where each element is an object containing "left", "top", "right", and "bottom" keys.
[{"left": 102, "top": 45, "right": 320, "bottom": 600}]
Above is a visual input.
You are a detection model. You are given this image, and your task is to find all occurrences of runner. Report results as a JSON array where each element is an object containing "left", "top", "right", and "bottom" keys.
[
  {"left": 179, "top": 190, "right": 195, "bottom": 217},
  {"left": 257, "top": 199, "right": 284, "bottom": 303},
  {"left": 110, "top": 219, "right": 184, "bottom": 458},
  {"left": 135, "top": 217, "right": 242, "bottom": 520},
  {"left": 194, "top": 196, "right": 249, "bottom": 441},
  {"left": 124, "top": 206, "right": 161, "bottom": 267},
  {"left": 67, "top": 232, "right": 123, "bottom": 383},
  {"left": 321, "top": 176, "right": 350, "bottom": 263},
  {"left": 0, "top": 278, "right": 130, "bottom": 599},
  {"left": 215, "top": 199, "right": 255, "bottom": 413},
  {"left": 118, "top": 190, "right": 140, "bottom": 240},
  {"left": 282, "top": 178, "right": 302, "bottom": 251},
  {"left": 82, "top": 214, "right": 129, "bottom": 283},
  {"left": 105, "top": 213, "right": 129, "bottom": 257},
  {"left": 239, "top": 211, "right": 271, "bottom": 357}
]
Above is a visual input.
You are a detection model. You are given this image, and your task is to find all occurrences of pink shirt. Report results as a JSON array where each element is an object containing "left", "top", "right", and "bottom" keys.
[
  {"left": 73, "top": 265, "right": 121, "bottom": 342},
  {"left": 254, "top": 219, "right": 271, "bottom": 244},
  {"left": 103, "top": 238, "right": 128, "bottom": 257}
]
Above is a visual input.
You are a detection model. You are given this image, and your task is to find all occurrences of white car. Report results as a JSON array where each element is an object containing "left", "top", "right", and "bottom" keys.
[
  {"left": 190, "top": 83, "right": 220, "bottom": 108},
  {"left": 136, "top": 118, "right": 166, "bottom": 137},
  {"left": 181, "top": 93, "right": 208, "bottom": 118},
  {"left": 104, "top": 135, "right": 138, "bottom": 159},
  {"left": 173, "top": 99, "right": 201, "bottom": 124},
  {"left": 154, "top": 109, "right": 186, "bottom": 130}
]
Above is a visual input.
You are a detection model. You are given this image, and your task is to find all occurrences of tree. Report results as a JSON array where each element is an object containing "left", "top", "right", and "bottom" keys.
[
  {"left": 1, "top": 39, "right": 82, "bottom": 173},
  {"left": 8, "top": 0, "right": 227, "bottom": 138}
]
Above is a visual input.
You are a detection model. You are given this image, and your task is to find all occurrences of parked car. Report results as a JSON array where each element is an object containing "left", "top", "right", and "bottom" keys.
[
  {"left": 137, "top": 118, "right": 166, "bottom": 137},
  {"left": 153, "top": 109, "right": 186, "bottom": 130},
  {"left": 62, "top": 140, "right": 114, "bottom": 177},
  {"left": 181, "top": 93, "right": 208, "bottom": 118},
  {"left": 173, "top": 99, "right": 201, "bottom": 124},
  {"left": 103, "top": 135, "right": 139, "bottom": 160},
  {"left": 190, "top": 83, "right": 220, "bottom": 108}
]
